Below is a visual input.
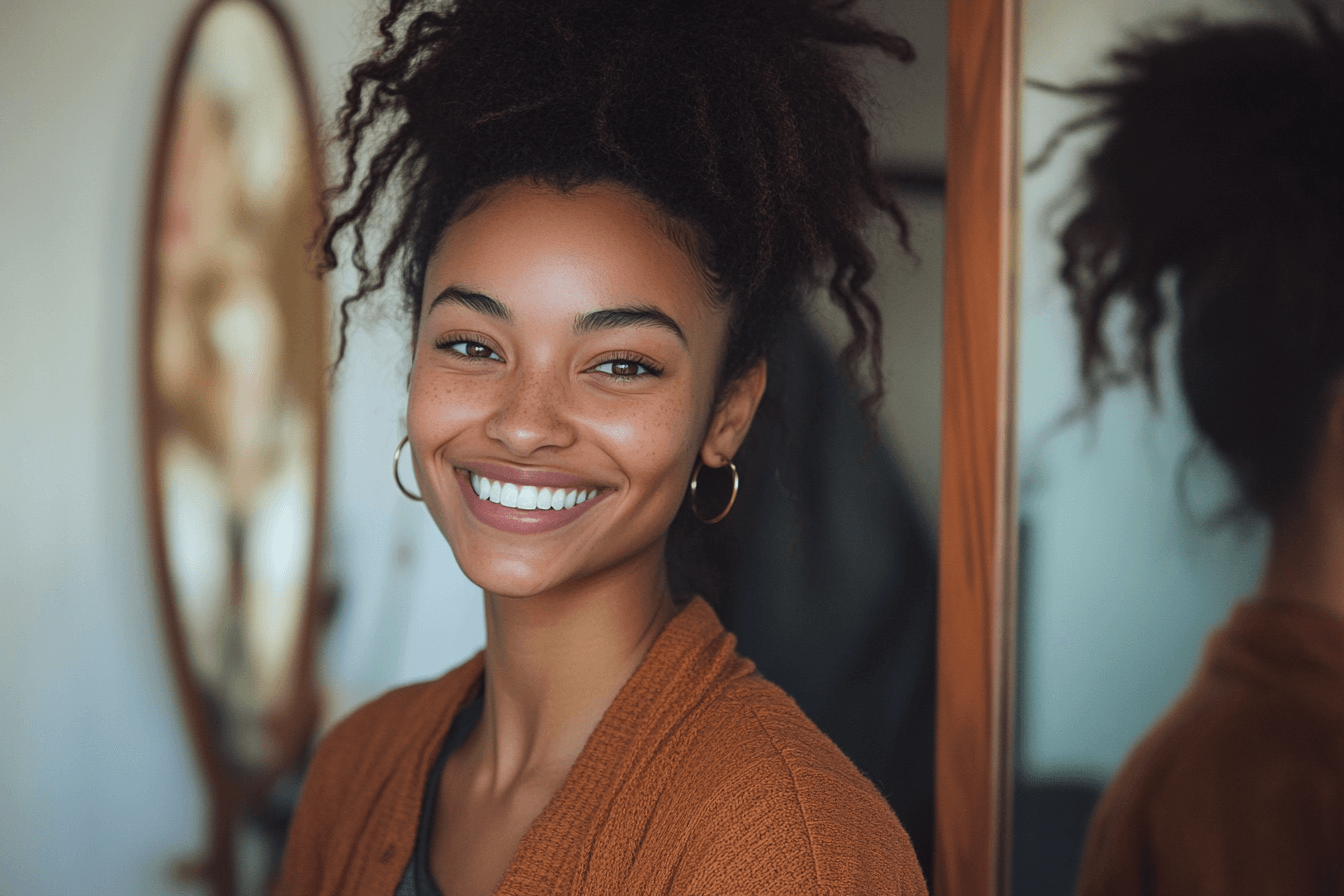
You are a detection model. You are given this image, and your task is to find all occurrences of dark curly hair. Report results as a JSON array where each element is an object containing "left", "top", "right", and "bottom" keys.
[
  {"left": 1039, "top": 3, "right": 1344, "bottom": 517},
  {"left": 321, "top": 0, "right": 912, "bottom": 417}
]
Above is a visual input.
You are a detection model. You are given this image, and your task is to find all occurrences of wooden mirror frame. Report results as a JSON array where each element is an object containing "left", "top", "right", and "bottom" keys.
[
  {"left": 936, "top": 0, "right": 1021, "bottom": 893},
  {"left": 138, "top": 1, "right": 328, "bottom": 893}
]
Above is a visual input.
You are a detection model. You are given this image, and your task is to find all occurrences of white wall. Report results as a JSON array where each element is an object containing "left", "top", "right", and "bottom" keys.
[
  {"left": 1015, "top": 0, "right": 1281, "bottom": 780},
  {"left": 811, "top": 193, "right": 944, "bottom": 529},
  {"left": 826, "top": 0, "right": 948, "bottom": 529}
]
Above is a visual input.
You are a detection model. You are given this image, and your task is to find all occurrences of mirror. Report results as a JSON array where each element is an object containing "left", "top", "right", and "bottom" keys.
[
  {"left": 1009, "top": 0, "right": 1301, "bottom": 892},
  {"left": 140, "top": 0, "right": 326, "bottom": 892}
]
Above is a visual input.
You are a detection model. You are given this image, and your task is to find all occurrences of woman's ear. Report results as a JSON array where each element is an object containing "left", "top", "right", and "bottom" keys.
[{"left": 700, "top": 359, "right": 767, "bottom": 466}]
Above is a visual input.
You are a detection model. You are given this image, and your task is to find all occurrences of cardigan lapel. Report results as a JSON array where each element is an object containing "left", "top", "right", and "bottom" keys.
[
  {"left": 341, "top": 654, "right": 485, "bottom": 896},
  {"left": 493, "top": 598, "right": 755, "bottom": 896}
]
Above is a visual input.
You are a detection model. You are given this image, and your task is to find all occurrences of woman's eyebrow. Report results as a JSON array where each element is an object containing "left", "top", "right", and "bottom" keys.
[
  {"left": 427, "top": 286, "right": 512, "bottom": 321},
  {"left": 574, "top": 305, "right": 686, "bottom": 345}
]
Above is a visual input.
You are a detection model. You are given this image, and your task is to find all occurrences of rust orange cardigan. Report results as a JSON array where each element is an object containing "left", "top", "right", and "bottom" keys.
[
  {"left": 1077, "top": 600, "right": 1344, "bottom": 895},
  {"left": 278, "top": 598, "right": 926, "bottom": 895}
]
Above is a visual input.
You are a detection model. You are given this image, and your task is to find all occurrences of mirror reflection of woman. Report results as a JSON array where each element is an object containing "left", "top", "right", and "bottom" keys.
[
  {"left": 1040, "top": 7, "right": 1344, "bottom": 893},
  {"left": 278, "top": 1, "right": 928, "bottom": 894}
]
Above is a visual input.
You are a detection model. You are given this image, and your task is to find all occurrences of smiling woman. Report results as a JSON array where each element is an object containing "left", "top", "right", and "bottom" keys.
[
  {"left": 410, "top": 183, "right": 750, "bottom": 600},
  {"left": 277, "top": 2, "right": 928, "bottom": 895}
]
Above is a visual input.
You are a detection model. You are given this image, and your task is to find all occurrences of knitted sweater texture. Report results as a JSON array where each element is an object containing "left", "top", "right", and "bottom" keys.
[
  {"left": 278, "top": 598, "right": 927, "bottom": 896},
  {"left": 1076, "top": 600, "right": 1344, "bottom": 895}
]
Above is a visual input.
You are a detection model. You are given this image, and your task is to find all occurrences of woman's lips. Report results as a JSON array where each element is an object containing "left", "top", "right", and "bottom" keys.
[{"left": 456, "top": 468, "right": 607, "bottom": 534}]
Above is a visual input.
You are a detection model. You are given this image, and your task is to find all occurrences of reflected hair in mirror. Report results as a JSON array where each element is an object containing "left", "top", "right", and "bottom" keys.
[{"left": 1035, "top": 2, "right": 1344, "bottom": 517}]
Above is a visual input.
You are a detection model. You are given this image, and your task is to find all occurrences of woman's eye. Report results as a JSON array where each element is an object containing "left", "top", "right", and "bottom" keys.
[
  {"left": 441, "top": 339, "right": 501, "bottom": 361},
  {"left": 594, "top": 358, "right": 656, "bottom": 378}
]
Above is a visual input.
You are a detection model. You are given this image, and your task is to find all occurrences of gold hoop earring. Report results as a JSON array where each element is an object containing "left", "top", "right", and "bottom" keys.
[
  {"left": 393, "top": 436, "right": 423, "bottom": 501},
  {"left": 689, "top": 459, "right": 738, "bottom": 524}
]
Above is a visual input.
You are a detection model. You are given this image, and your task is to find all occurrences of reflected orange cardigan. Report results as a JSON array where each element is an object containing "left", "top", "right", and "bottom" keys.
[
  {"left": 1076, "top": 600, "right": 1344, "bottom": 895},
  {"left": 278, "top": 598, "right": 927, "bottom": 895}
]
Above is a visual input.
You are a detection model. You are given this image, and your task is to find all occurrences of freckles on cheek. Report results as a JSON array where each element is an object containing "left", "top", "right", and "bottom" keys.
[
  {"left": 598, "top": 392, "right": 701, "bottom": 479},
  {"left": 408, "top": 373, "right": 481, "bottom": 434}
]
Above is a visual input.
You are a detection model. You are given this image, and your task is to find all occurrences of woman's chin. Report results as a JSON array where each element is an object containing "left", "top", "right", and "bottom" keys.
[
  {"left": 455, "top": 556, "right": 569, "bottom": 600},
  {"left": 442, "top": 517, "right": 670, "bottom": 601}
]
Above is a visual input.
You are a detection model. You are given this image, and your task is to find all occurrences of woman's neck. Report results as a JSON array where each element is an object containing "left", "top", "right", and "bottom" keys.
[
  {"left": 1257, "top": 440, "right": 1344, "bottom": 622},
  {"left": 473, "top": 547, "right": 678, "bottom": 787},
  {"left": 1258, "top": 510, "right": 1344, "bottom": 623}
]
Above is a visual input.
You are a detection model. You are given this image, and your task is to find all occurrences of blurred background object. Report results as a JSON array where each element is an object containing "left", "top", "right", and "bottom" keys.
[{"left": 140, "top": 1, "right": 328, "bottom": 893}]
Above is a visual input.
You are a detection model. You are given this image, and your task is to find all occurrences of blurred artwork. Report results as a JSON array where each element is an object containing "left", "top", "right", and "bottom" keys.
[
  {"left": 152, "top": 0, "right": 323, "bottom": 772},
  {"left": 143, "top": 1, "right": 325, "bottom": 891}
]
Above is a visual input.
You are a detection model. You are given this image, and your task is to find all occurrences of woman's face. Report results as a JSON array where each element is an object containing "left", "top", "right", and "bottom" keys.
[{"left": 407, "top": 180, "right": 760, "bottom": 598}]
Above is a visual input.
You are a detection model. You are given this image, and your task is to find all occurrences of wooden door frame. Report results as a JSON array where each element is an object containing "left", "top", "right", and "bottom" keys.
[{"left": 936, "top": 0, "right": 1021, "bottom": 892}]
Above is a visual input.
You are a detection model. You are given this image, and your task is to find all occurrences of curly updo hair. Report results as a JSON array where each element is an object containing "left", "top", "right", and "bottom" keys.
[
  {"left": 322, "top": 0, "right": 912, "bottom": 415},
  {"left": 1044, "top": 3, "right": 1344, "bottom": 517}
]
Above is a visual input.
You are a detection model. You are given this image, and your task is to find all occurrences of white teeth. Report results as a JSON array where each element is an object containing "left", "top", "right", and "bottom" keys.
[{"left": 467, "top": 474, "right": 598, "bottom": 511}]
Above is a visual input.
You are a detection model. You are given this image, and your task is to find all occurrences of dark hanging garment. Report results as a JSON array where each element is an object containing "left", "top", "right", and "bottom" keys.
[{"left": 689, "top": 320, "right": 938, "bottom": 879}]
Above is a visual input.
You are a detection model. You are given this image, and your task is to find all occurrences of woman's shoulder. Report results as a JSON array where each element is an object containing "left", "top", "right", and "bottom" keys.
[
  {"left": 702, "top": 673, "right": 878, "bottom": 790},
  {"left": 1090, "top": 663, "right": 1341, "bottom": 848},
  {"left": 316, "top": 654, "right": 484, "bottom": 772},
  {"left": 293, "top": 655, "right": 483, "bottom": 829},
  {"left": 1076, "top": 639, "right": 1344, "bottom": 896},
  {"left": 659, "top": 671, "right": 927, "bottom": 894},
  {"left": 278, "top": 655, "right": 483, "bottom": 894},
  {"left": 1112, "top": 616, "right": 1344, "bottom": 802}
]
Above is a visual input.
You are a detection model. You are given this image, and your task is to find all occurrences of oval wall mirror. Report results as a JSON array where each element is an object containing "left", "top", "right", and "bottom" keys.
[{"left": 140, "top": 1, "right": 326, "bottom": 892}]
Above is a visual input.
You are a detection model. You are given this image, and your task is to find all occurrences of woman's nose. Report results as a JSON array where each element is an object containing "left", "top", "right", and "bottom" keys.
[{"left": 484, "top": 368, "right": 576, "bottom": 456}]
